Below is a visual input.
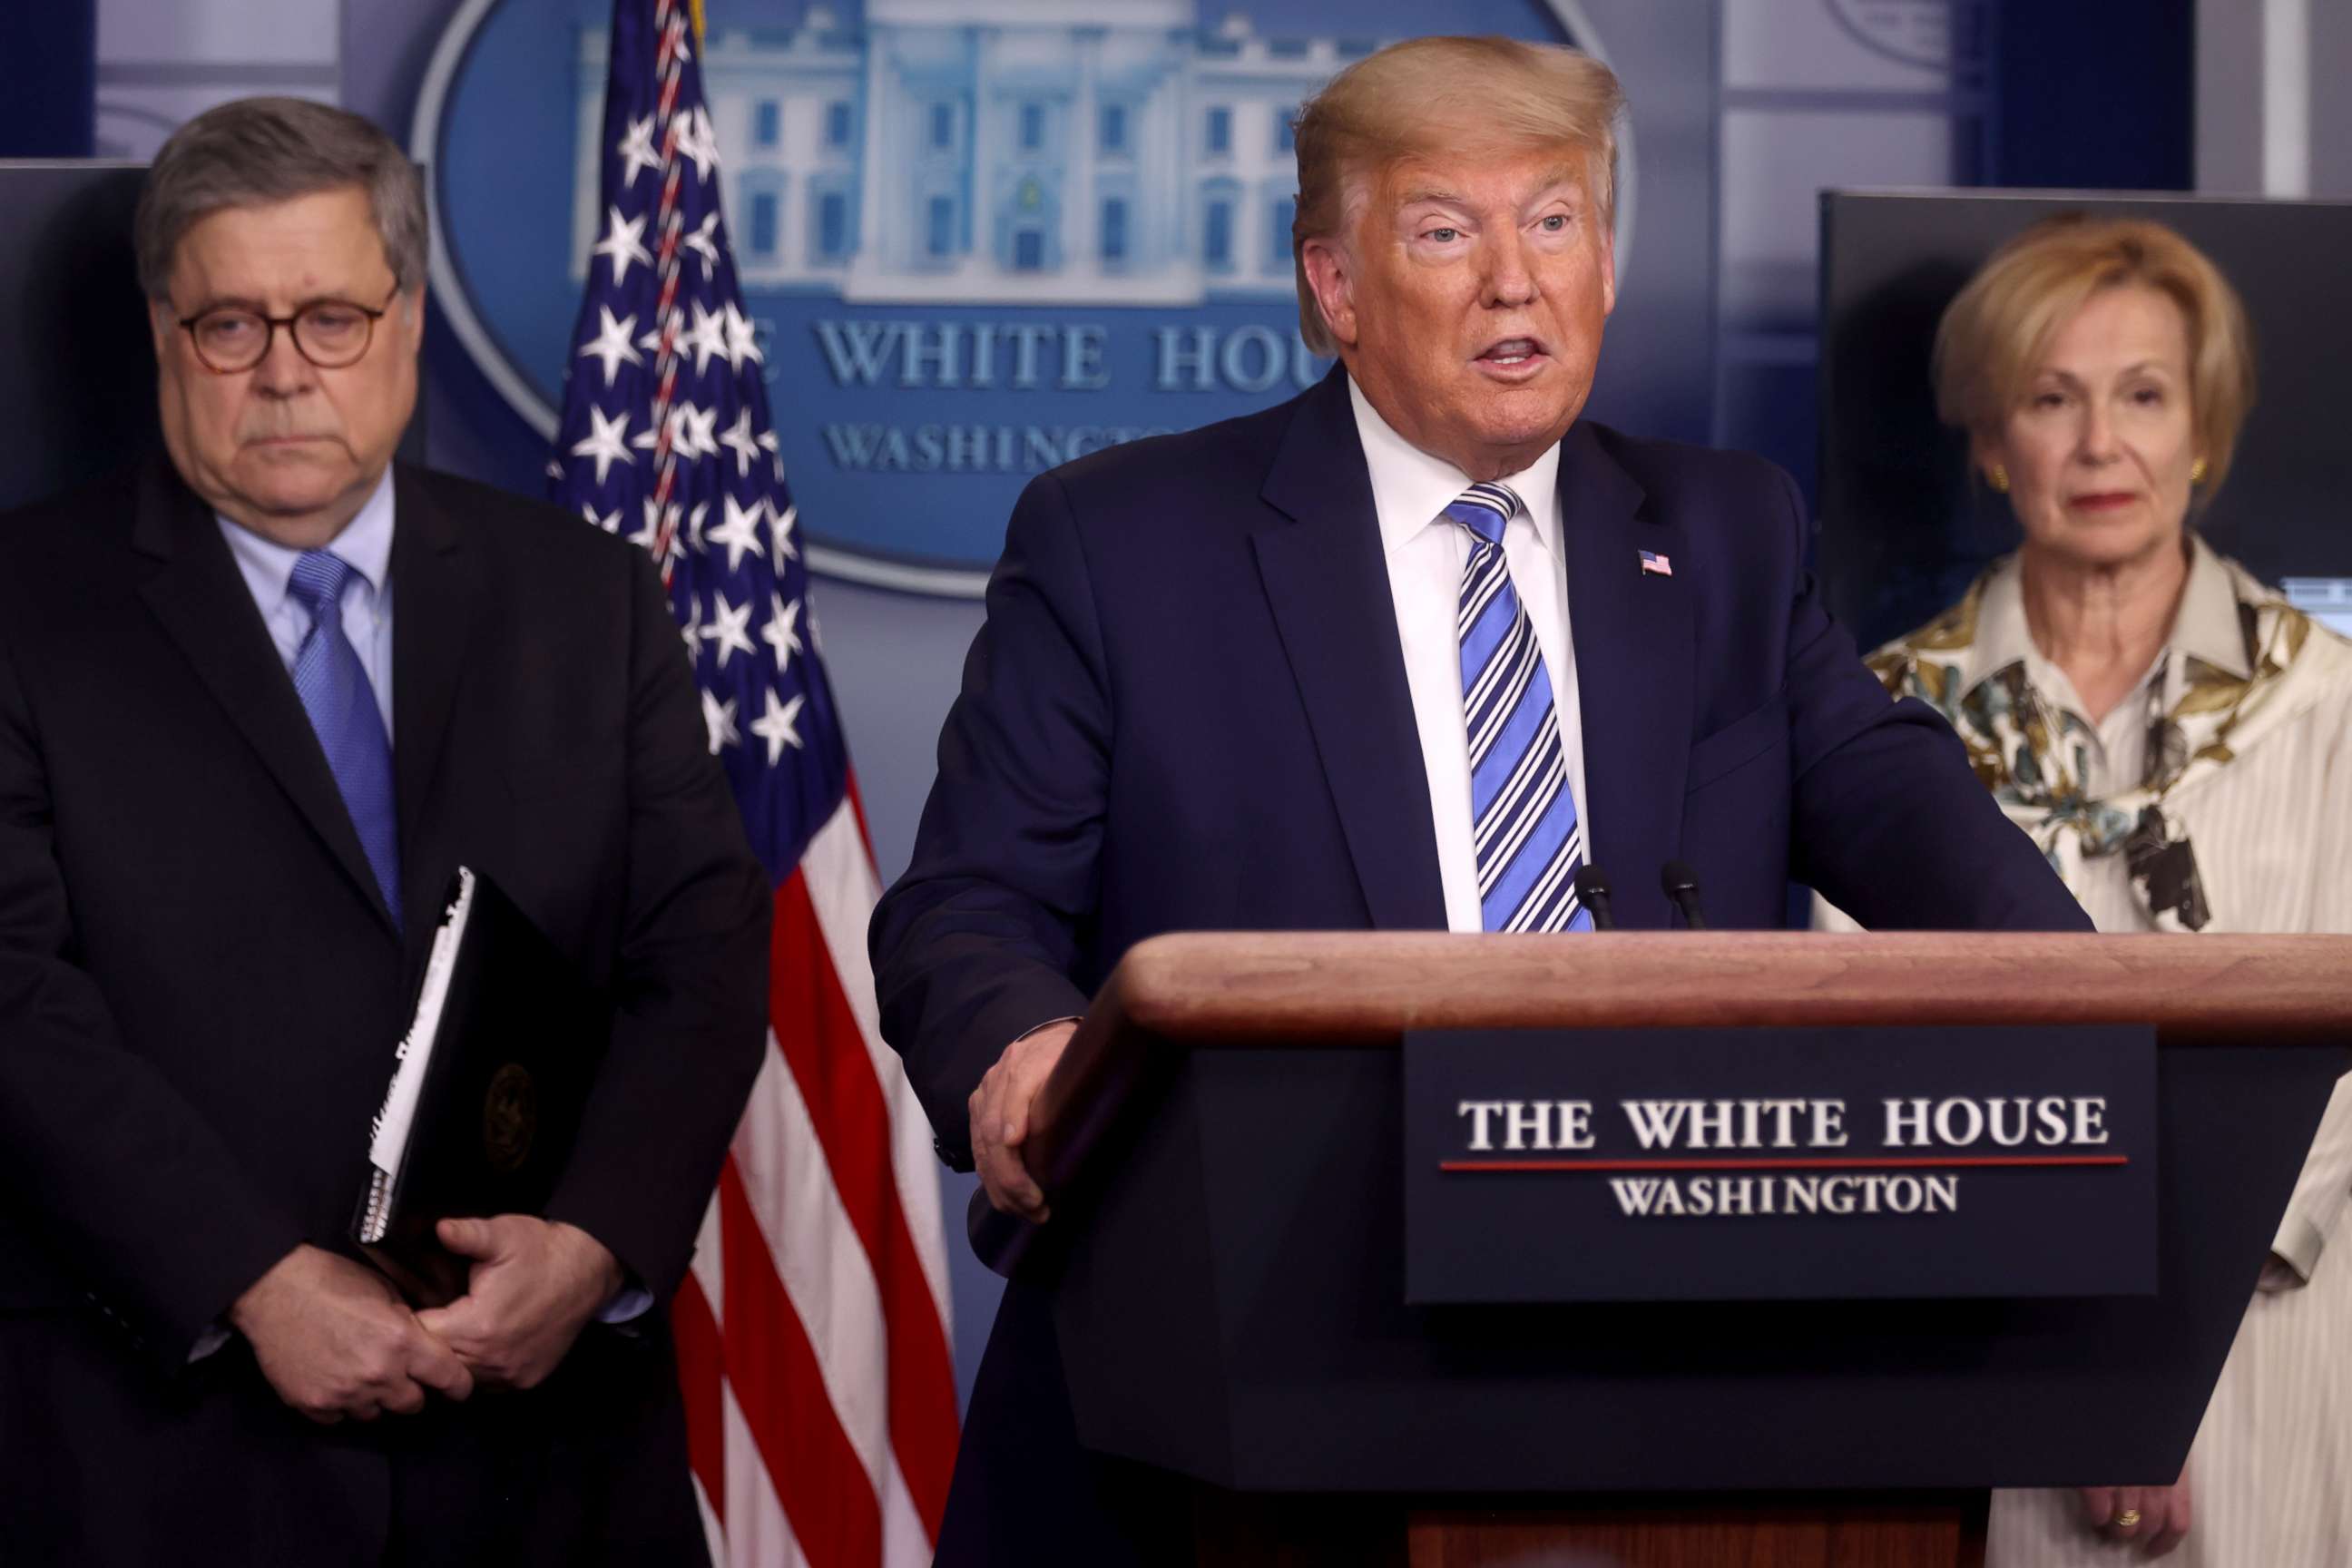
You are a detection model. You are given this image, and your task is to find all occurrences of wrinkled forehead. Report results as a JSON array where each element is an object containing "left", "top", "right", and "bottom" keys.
[
  {"left": 1348, "top": 140, "right": 1596, "bottom": 224},
  {"left": 166, "top": 187, "right": 393, "bottom": 305}
]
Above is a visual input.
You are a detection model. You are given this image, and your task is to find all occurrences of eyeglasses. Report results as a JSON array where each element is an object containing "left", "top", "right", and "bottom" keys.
[{"left": 175, "top": 286, "right": 403, "bottom": 374}]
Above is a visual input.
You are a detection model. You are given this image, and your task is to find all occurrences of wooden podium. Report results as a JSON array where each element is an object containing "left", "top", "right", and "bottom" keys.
[{"left": 975, "top": 932, "right": 2352, "bottom": 1568}]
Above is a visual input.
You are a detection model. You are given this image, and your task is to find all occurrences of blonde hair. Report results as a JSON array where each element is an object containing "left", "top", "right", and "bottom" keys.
[
  {"left": 1289, "top": 35, "right": 1625, "bottom": 356},
  {"left": 1933, "top": 214, "right": 2256, "bottom": 493}
]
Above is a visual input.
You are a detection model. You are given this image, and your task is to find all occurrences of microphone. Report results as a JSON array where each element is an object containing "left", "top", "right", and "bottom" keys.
[
  {"left": 1660, "top": 860, "right": 1708, "bottom": 930},
  {"left": 1573, "top": 865, "right": 1617, "bottom": 930}
]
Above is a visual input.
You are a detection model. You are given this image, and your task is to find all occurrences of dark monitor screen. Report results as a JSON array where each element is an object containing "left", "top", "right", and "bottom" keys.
[
  {"left": 0, "top": 162, "right": 158, "bottom": 511},
  {"left": 1818, "top": 190, "right": 2352, "bottom": 654}
]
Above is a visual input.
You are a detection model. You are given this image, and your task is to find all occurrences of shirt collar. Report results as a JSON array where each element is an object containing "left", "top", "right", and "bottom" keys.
[
  {"left": 1347, "top": 374, "right": 1563, "bottom": 557},
  {"left": 215, "top": 466, "right": 397, "bottom": 612},
  {"left": 1963, "top": 531, "right": 2252, "bottom": 699},
  {"left": 2171, "top": 533, "right": 2254, "bottom": 680}
]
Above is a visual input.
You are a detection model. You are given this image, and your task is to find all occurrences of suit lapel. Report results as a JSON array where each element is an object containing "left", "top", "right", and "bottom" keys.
[
  {"left": 1252, "top": 372, "right": 1446, "bottom": 931},
  {"left": 1557, "top": 423, "right": 1692, "bottom": 928},
  {"left": 387, "top": 465, "right": 485, "bottom": 936},
  {"left": 131, "top": 459, "right": 400, "bottom": 939}
]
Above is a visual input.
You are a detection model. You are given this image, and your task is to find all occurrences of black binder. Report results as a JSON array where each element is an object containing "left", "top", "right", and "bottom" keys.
[{"left": 352, "top": 867, "right": 608, "bottom": 1306}]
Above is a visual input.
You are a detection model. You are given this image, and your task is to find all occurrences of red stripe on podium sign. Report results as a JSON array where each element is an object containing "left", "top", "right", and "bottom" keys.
[{"left": 1441, "top": 1154, "right": 2132, "bottom": 1172}]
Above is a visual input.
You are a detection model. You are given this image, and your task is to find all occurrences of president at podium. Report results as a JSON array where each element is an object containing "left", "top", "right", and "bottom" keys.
[{"left": 871, "top": 34, "right": 2091, "bottom": 1566}]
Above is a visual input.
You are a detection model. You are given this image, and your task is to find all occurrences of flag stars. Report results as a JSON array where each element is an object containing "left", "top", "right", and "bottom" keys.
[
  {"left": 769, "top": 500, "right": 799, "bottom": 573},
  {"left": 700, "top": 689, "right": 740, "bottom": 755},
  {"left": 615, "top": 114, "right": 662, "bottom": 188},
  {"left": 562, "top": 72, "right": 847, "bottom": 795},
  {"left": 578, "top": 306, "right": 642, "bottom": 387},
  {"left": 708, "top": 494, "right": 767, "bottom": 573},
  {"left": 762, "top": 593, "right": 803, "bottom": 674},
  {"left": 632, "top": 496, "right": 685, "bottom": 565},
  {"left": 684, "top": 300, "right": 730, "bottom": 375},
  {"left": 749, "top": 688, "right": 805, "bottom": 765},
  {"left": 683, "top": 211, "right": 721, "bottom": 279},
  {"left": 673, "top": 106, "right": 720, "bottom": 182},
  {"left": 631, "top": 400, "right": 718, "bottom": 463},
  {"left": 701, "top": 593, "right": 757, "bottom": 670},
  {"left": 593, "top": 206, "right": 652, "bottom": 286},
  {"left": 570, "top": 405, "right": 634, "bottom": 485},
  {"left": 676, "top": 402, "right": 720, "bottom": 462},
  {"left": 719, "top": 408, "right": 764, "bottom": 478},
  {"left": 723, "top": 302, "right": 763, "bottom": 368}
]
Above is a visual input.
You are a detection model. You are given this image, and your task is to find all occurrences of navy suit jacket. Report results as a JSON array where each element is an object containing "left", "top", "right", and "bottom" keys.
[{"left": 872, "top": 368, "right": 2089, "bottom": 1171}]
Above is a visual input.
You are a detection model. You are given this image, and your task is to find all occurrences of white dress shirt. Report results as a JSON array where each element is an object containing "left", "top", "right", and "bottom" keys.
[{"left": 1348, "top": 377, "right": 1590, "bottom": 934}]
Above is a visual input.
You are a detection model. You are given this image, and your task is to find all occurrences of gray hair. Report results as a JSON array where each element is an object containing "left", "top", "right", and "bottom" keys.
[{"left": 135, "top": 96, "right": 426, "bottom": 301}]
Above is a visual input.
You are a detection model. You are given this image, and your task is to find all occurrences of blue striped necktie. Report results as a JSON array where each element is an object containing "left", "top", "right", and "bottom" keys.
[
  {"left": 287, "top": 550, "right": 402, "bottom": 929},
  {"left": 1445, "top": 483, "right": 1592, "bottom": 933}
]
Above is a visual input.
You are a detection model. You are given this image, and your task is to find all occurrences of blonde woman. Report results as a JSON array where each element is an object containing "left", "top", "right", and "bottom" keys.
[{"left": 1834, "top": 215, "right": 2352, "bottom": 1562}]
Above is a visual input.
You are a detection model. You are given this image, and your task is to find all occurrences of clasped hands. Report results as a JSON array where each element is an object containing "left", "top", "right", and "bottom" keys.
[{"left": 229, "top": 1215, "right": 622, "bottom": 1424}]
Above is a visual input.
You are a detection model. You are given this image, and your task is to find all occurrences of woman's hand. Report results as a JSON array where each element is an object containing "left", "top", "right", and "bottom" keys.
[{"left": 2077, "top": 1474, "right": 2192, "bottom": 1557}]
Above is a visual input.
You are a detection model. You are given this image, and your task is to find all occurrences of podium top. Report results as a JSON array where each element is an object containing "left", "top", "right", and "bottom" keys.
[
  {"left": 980, "top": 932, "right": 2352, "bottom": 1274},
  {"left": 1098, "top": 930, "right": 2352, "bottom": 1045}
]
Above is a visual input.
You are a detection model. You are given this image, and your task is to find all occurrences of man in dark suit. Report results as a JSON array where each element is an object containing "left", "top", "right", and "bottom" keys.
[
  {"left": 0, "top": 99, "right": 768, "bottom": 1564},
  {"left": 872, "top": 34, "right": 2090, "bottom": 1566}
]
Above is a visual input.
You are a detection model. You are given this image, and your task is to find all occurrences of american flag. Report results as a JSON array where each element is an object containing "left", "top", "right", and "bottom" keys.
[
  {"left": 1639, "top": 549, "right": 1673, "bottom": 577},
  {"left": 549, "top": 4, "right": 959, "bottom": 1563}
]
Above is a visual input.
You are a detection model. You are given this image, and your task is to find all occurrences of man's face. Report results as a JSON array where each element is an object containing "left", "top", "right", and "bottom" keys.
[
  {"left": 1304, "top": 142, "right": 1615, "bottom": 481},
  {"left": 151, "top": 186, "right": 422, "bottom": 548}
]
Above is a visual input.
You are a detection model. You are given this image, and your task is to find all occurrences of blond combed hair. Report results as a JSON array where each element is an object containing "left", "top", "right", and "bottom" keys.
[
  {"left": 1934, "top": 214, "right": 2257, "bottom": 494},
  {"left": 1289, "top": 35, "right": 1625, "bottom": 356}
]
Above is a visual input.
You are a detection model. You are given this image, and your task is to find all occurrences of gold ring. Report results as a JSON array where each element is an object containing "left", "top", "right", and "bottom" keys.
[{"left": 2114, "top": 1509, "right": 2143, "bottom": 1531}]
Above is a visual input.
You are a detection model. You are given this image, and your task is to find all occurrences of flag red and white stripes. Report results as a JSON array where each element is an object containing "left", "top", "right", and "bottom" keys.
[
  {"left": 674, "top": 797, "right": 959, "bottom": 1567},
  {"left": 551, "top": 4, "right": 961, "bottom": 1562}
]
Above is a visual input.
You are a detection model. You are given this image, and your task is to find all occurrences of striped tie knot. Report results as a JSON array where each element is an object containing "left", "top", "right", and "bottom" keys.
[
  {"left": 289, "top": 550, "right": 360, "bottom": 629},
  {"left": 1441, "top": 482, "right": 1522, "bottom": 548}
]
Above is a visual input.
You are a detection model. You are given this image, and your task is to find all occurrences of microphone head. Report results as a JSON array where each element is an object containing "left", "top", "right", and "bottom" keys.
[
  {"left": 1573, "top": 864, "right": 1612, "bottom": 903},
  {"left": 1660, "top": 859, "right": 1700, "bottom": 895}
]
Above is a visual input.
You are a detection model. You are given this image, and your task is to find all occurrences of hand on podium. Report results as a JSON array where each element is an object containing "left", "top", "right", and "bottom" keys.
[
  {"left": 2079, "top": 1472, "right": 2191, "bottom": 1557},
  {"left": 970, "top": 1019, "right": 1077, "bottom": 1222}
]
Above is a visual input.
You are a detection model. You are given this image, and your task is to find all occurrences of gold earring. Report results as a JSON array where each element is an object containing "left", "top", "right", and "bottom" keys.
[
  {"left": 1987, "top": 465, "right": 2010, "bottom": 494},
  {"left": 2190, "top": 457, "right": 2209, "bottom": 485}
]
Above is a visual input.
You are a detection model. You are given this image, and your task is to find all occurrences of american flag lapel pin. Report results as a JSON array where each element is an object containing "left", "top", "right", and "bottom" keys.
[{"left": 1639, "top": 549, "right": 1673, "bottom": 577}]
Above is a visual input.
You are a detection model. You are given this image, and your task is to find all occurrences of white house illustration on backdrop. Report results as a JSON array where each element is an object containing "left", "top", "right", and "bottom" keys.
[{"left": 573, "top": 1, "right": 1369, "bottom": 304}]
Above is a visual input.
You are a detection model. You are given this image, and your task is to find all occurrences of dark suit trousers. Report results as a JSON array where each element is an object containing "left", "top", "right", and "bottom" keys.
[
  {"left": 938, "top": 1277, "right": 1193, "bottom": 1568},
  {"left": 0, "top": 1307, "right": 709, "bottom": 1568}
]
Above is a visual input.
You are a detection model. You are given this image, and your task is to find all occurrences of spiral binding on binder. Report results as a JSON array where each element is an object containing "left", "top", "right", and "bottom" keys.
[{"left": 358, "top": 868, "right": 478, "bottom": 1245}]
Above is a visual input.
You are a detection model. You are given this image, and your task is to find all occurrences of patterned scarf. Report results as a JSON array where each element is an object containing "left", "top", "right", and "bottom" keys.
[{"left": 1868, "top": 547, "right": 2326, "bottom": 932}]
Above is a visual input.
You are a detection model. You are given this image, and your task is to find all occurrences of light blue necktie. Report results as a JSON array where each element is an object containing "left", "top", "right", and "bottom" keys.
[
  {"left": 1446, "top": 483, "right": 1592, "bottom": 933},
  {"left": 287, "top": 551, "right": 401, "bottom": 929}
]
